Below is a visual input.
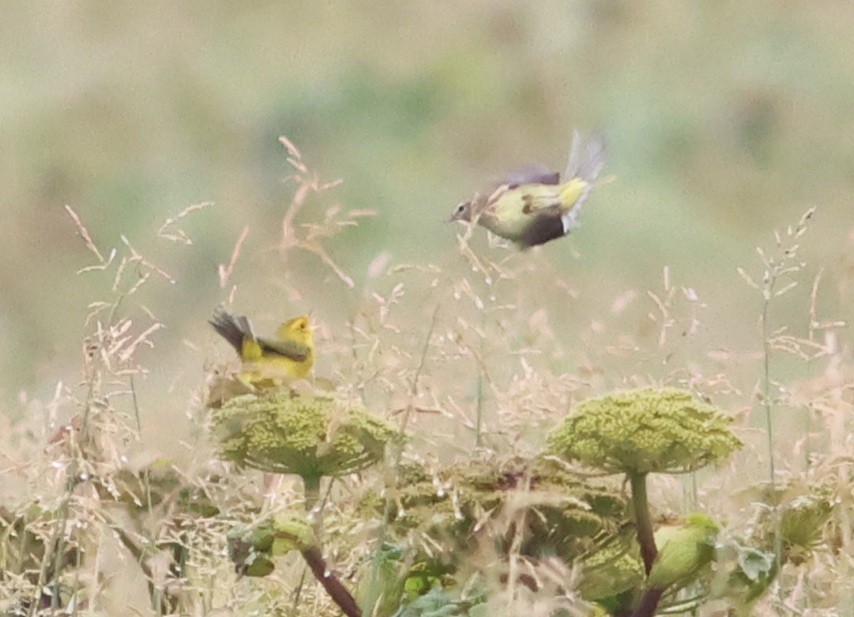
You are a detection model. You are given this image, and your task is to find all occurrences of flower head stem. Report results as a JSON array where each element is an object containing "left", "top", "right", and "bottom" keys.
[{"left": 629, "top": 471, "right": 657, "bottom": 575}]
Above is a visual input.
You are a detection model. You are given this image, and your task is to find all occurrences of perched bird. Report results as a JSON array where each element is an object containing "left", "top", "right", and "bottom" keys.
[
  {"left": 449, "top": 130, "right": 607, "bottom": 248},
  {"left": 209, "top": 309, "right": 314, "bottom": 386}
]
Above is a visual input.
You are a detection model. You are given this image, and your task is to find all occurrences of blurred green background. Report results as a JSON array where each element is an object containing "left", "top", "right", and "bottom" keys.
[{"left": 2, "top": 1, "right": 852, "bottom": 415}]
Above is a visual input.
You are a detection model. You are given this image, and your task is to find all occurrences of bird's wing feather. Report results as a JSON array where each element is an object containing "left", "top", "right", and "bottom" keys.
[
  {"left": 257, "top": 336, "right": 310, "bottom": 362},
  {"left": 505, "top": 164, "right": 561, "bottom": 189}
]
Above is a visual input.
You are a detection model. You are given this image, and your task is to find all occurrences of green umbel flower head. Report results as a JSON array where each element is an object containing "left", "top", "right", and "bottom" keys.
[
  {"left": 548, "top": 388, "right": 742, "bottom": 475},
  {"left": 212, "top": 390, "right": 397, "bottom": 479},
  {"left": 779, "top": 492, "right": 834, "bottom": 565},
  {"left": 751, "top": 480, "right": 836, "bottom": 565},
  {"left": 710, "top": 480, "right": 835, "bottom": 613}
]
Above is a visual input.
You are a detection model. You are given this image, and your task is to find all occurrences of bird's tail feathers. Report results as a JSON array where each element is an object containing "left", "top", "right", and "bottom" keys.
[
  {"left": 234, "top": 314, "right": 254, "bottom": 338},
  {"left": 209, "top": 309, "right": 254, "bottom": 353},
  {"left": 565, "top": 130, "right": 608, "bottom": 184},
  {"left": 560, "top": 130, "right": 608, "bottom": 232}
]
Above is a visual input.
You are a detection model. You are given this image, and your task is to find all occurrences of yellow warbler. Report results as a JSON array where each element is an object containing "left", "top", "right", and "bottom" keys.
[
  {"left": 450, "top": 130, "right": 607, "bottom": 248},
  {"left": 209, "top": 309, "right": 314, "bottom": 385}
]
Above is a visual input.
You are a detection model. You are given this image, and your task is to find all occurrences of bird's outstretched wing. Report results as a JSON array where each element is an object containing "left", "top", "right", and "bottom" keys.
[
  {"left": 256, "top": 336, "right": 310, "bottom": 362},
  {"left": 505, "top": 164, "right": 561, "bottom": 189}
]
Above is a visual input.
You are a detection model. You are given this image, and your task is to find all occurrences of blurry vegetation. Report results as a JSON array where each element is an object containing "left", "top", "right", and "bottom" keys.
[
  {"left": 2, "top": 2, "right": 854, "bottom": 392},
  {"left": 1, "top": 2, "right": 853, "bottom": 616}
]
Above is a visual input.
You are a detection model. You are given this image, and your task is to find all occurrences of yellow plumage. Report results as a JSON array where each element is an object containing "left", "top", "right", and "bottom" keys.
[
  {"left": 449, "top": 131, "right": 607, "bottom": 248},
  {"left": 210, "top": 310, "right": 314, "bottom": 386}
]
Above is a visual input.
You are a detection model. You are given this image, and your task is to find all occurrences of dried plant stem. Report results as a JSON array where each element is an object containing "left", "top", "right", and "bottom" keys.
[
  {"left": 759, "top": 255, "right": 786, "bottom": 575},
  {"left": 362, "top": 305, "right": 440, "bottom": 612},
  {"left": 475, "top": 370, "right": 484, "bottom": 448},
  {"left": 761, "top": 297, "right": 776, "bottom": 488},
  {"left": 761, "top": 295, "right": 786, "bottom": 580},
  {"left": 475, "top": 313, "right": 485, "bottom": 447},
  {"left": 30, "top": 374, "right": 99, "bottom": 615},
  {"left": 104, "top": 514, "right": 157, "bottom": 605},
  {"left": 407, "top": 305, "right": 440, "bottom": 410},
  {"left": 36, "top": 496, "right": 72, "bottom": 614},
  {"left": 752, "top": 207, "right": 818, "bottom": 583}
]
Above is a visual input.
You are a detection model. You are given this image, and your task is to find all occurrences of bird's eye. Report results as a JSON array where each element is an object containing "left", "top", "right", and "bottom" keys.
[{"left": 456, "top": 203, "right": 466, "bottom": 214}]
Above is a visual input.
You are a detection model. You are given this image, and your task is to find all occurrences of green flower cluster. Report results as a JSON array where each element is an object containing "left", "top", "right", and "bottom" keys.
[
  {"left": 212, "top": 390, "right": 397, "bottom": 479},
  {"left": 548, "top": 388, "right": 742, "bottom": 474},
  {"left": 749, "top": 481, "right": 836, "bottom": 566},
  {"left": 779, "top": 492, "right": 835, "bottom": 565}
]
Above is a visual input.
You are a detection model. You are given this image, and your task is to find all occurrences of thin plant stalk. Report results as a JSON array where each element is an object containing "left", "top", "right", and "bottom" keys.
[
  {"left": 362, "top": 305, "right": 440, "bottom": 613},
  {"left": 629, "top": 471, "right": 657, "bottom": 575},
  {"left": 761, "top": 293, "right": 776, "bottom": 489}
]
